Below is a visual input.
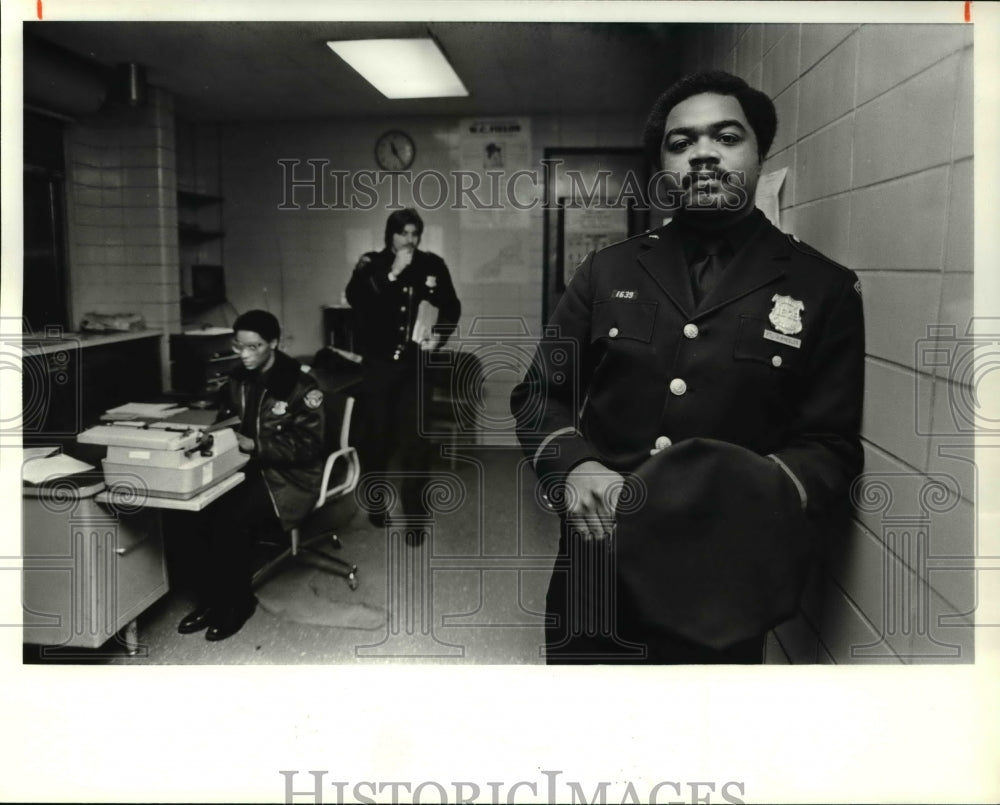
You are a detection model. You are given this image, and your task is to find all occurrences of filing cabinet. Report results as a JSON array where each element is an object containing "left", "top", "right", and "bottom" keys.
[{"left": 22, "top": 475, "right": 168, "bottom": 650}]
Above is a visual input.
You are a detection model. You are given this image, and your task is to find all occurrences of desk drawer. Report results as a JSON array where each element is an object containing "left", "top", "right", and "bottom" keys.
[
  {"left": 22, "top": 500, "right": 168, "bottom": 648},
  {"left": 113, "top": 509, "right": 168, "bottom": 630}
]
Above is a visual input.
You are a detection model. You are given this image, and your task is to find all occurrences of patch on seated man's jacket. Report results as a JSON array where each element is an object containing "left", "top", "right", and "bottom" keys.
[{"left": 304, "top": 389, "right": 324, "bottom": 409}]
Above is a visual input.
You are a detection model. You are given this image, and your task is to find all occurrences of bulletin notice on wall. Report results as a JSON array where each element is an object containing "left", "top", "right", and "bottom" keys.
[{"left": 456, "top": 117, "right": 533, "bottom": 231}]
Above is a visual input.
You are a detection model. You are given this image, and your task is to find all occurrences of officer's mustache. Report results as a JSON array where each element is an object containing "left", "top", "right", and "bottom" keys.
[{"left": 681, "top": 169, "right": 745, "bottom": 189}]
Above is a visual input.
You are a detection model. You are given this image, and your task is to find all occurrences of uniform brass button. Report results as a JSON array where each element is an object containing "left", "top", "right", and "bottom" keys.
[
  {"left": 654, "top": 435, "right": 672, "bottom": 450},
  {"left": 400, "top": 306, "right": 406, "bottom": 312},
  {"left": 669, "top": 378, "right": 687, "bottom": 396},
  {"left": 683, "top": 323, "right": 699, "bottom": 339},
  {"left": 608, "top": 327, "right": 619, "bottom": 338},
  {"left": 771, "top": 355, "right": 783, "bottom": 368}
]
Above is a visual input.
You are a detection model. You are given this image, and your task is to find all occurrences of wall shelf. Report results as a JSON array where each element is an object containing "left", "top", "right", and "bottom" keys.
[
  {"left": 178, "top": 222, "right": 224, "bottom": 243},
  {"left": 177, "top": 189, "right": 223, "bottom": 206}
]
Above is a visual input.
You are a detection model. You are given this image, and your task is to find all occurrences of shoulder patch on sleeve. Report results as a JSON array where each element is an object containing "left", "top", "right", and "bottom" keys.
[
  {"left": 354, "top": 254, "right": 373, "bottom": 270},
  {"left": 854, "top": 279, "right": 862, "bottom": 296},
  {"left": 304, "top": 389, "right": 324, "bottom": 409}
]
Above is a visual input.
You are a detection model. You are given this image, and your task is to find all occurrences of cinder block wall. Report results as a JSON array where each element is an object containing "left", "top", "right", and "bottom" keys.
[
  {"left": 680, "top": 23, "right": 975, "bottom": 663},
  {"left": 63, "top": 87, "right": 181, "bottom": 384}
]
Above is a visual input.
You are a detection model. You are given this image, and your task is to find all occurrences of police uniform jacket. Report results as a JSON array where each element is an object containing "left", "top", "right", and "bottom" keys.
[
  {"left": 511, "top": 210, "right": 866, "bottom": 647},
  {"left": 219, "top": 349, "right": 327, "bottom": 531},
  {"left": 345, "top": 247, "right": 461, "bottom": 363}
]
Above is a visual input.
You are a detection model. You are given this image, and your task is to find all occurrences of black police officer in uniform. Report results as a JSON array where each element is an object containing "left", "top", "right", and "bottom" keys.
[
  {"left": 346, "top": 209, "right": 461, "bottom": 530},
  {"left": 510, "top": 71, "right": 865, "bottom": 664},
  {"left": 177, "top": 310, "right": 326, "bottom": 641}
]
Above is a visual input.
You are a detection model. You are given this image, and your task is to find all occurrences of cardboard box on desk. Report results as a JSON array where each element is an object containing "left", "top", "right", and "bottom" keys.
[{"left": 78, "top": 422, "right": 248, "bottom": 499}]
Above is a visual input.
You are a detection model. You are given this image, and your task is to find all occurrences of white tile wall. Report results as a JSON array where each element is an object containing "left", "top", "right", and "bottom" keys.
[
  {"left": 944, "top": 159, "right": 974, "bottom": 273},
  {"left": 799, "top": 24, "right": 857, "bottom": 72},
  {"left": 796, "top": 34, "right": 857, "bottom": 139},
  {"left": 853, "top": 55, "right": 961, "bottom": 187},
  {"left": 64, "top": 88, "right": 180, "bottom": 383},
  {"left": 794, "top": 116, "right": 854, "bottom": 203},
  {"left": 860, "top": 272, "right": 943, "bottom": 367},
  {"left": 856, "top": 24, "right": 970, "bottom": 105},
  {"left": 849, "top": 168, "right": 949, "bottom": 271},
  {"left": 679, "top": 23, "right": 974, "bottom": 663}
]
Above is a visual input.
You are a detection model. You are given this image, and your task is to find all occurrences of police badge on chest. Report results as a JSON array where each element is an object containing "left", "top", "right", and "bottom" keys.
[{"left": 763, "top": 294, "right": 805, "bottom": 348}]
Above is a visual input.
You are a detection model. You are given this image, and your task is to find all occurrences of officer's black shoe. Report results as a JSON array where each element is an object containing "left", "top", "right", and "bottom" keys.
[
  {"left": 177, "top": 605, "right": 215, "bottom": 634},
  {"left": 205, "top": 597, "right": 257, "bottom": 642}
]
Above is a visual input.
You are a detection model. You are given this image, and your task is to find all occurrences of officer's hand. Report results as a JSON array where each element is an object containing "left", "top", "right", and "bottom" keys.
[
  {"left": 391, "top": 247, "right": 414, "bottom": 275},
  {"left": 564, "top": 460, "right": 624, "bottom": 541},
  {"left": 236, "top": 434, "right": 255, "bottom": 453}
]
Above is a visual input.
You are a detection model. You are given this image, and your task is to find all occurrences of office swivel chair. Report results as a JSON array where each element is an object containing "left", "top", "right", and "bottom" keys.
[{"left": 252, "top": 391, "right": 360, "bottom": 590}]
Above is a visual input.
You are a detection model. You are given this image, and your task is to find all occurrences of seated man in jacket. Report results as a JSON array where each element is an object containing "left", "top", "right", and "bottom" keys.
[{"left": 178, "top": 309, "right": 326, "bottom": 641}]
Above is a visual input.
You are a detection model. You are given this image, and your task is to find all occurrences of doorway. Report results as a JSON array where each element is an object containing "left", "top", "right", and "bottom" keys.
[{"left": 542, "top": 147, "right": 649, "bottom": 323}]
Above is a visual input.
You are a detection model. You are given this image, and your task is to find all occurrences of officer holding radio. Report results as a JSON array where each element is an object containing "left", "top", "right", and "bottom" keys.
[
  {"left": 346, "top": 208, "right": 461, "bottom": 533},
  {"left": 511, "top": 71, "right": 866, "bottom": 664}
]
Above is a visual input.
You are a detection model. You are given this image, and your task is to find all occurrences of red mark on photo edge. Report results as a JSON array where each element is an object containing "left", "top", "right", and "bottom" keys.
[
  {"left": 37, "top": 0, "right": 43, "bottom": 20},
  {"left": 965, "top": 1, "right": 971, "bottom": 22}
]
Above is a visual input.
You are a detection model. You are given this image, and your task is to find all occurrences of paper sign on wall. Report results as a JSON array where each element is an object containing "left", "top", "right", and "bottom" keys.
[
  {"left": 755, "top": 167, "right": 788, "bottom": 229},
  {"left": 457, "top": 117, "right": 533, "bottom": 230}
]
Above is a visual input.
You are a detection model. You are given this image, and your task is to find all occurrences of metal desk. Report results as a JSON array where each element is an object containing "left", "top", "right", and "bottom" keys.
[{"left": 22, "top": 466, "right": 244, "bottom": 655}]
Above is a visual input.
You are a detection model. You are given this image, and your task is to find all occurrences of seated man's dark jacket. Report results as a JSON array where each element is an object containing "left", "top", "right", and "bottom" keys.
[
  {"left": 511, "top": 210, "right": 866, "bottom": 648},
  {"left": 345, "top": 247, "right": 461, "bottom": 362},
  {"left": 218, "top": 349, "right": 326, "bottom": 531}
]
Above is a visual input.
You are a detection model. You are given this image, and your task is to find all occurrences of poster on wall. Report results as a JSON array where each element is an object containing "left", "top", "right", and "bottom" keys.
[
  {"left": 456, "top": 117, "right": 533, "bottom": 230},
  {"left": 560, "top": 204, "right": 629, "bottom": 288},
  {"left": 755, "top": 167, "right": 788, "bottom": 230}
]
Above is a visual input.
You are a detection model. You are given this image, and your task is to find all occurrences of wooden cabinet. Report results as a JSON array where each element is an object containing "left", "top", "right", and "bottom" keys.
[{"left": 169, "top": 331, "right": 240, "bottom": 395}]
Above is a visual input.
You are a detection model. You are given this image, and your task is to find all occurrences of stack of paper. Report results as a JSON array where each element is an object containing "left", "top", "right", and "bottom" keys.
[
  {"left": 183, "top": 326, "right": 232, "bottom": 336},
  {"left": 411, "top": 300, "right": 439, "bottom": 344},
  {"left": 22, "top": 454, "right": 95, "bottom": 484},
  {"left": 101, "top": 402, "right": 188, "bottom": 421},
  {"left": 23, "top": 446, "right": 60, "bottom": 462}
]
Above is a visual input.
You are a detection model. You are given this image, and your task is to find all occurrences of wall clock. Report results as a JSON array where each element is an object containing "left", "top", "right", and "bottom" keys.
[{"left": 375, "top": 130, "right": 416, "bottom": 171}]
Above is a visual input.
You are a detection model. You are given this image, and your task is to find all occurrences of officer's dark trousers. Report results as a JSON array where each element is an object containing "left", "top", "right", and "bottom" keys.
[
  {"left": 356, "top": 356, "right": 433, "bottom": 516},
  {"left": 544, "top": 528, "right": 766, "bottom": 665},
  {"left": 193, "top": 466, "right": 279, "bottom": 606}
]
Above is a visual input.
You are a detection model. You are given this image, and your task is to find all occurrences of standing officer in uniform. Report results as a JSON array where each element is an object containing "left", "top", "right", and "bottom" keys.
[
  {"left": 346, "top": 208, "right": 461, "bottom": 533},
  {"left": 177, "top": 309, "right": 326, "bottom": 641},
  {"left": 510, "top": 71, "right": 865, "bottom": 664}
]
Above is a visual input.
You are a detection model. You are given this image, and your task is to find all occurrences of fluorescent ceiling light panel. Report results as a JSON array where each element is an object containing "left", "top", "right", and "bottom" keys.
[{"left": 327, "top": 39, "right": 468, "bottom": 99}]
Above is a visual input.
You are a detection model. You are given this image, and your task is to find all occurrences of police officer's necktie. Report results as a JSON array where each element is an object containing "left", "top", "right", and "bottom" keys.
[{"left": 689, "top": 236, "right": 729, "bottom": 306}]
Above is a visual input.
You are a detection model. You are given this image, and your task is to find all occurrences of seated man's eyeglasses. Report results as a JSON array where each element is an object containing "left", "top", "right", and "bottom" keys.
[{"left": 232, "top": 340, "right": 266, "bottom": 354}]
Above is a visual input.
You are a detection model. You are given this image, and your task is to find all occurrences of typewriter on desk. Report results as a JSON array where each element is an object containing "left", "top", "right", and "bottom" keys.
[{"left": 77, "top": 407, "right": 248, "bottom": 501}]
